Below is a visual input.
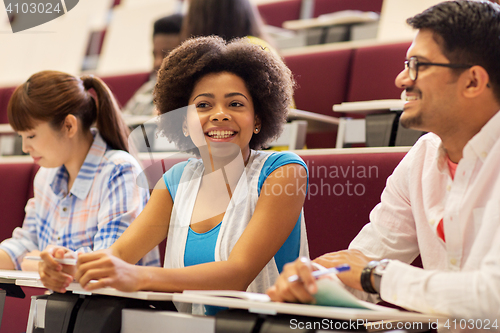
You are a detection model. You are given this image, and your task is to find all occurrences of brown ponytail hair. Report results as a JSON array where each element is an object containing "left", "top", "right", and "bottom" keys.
[{"left": 7, "top": 70, "right": 130, "bottom": 152}]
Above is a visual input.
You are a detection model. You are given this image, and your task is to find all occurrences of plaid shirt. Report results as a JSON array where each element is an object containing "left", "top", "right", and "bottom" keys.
[{"left": 0, "top": 131, "right": 159, "bottom": 269}]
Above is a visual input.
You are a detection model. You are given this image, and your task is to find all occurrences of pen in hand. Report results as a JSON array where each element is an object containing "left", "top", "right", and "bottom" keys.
[
  {"left": 24, "top": 256, "right": 77, "bottom": 266},
  {"left": 287, "top": 264, "right": 350, "bottom": 283}
]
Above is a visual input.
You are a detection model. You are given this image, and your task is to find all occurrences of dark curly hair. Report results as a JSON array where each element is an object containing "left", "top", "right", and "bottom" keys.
[{"left": 154, "top": 35, "right": 294, "bottom": 151}]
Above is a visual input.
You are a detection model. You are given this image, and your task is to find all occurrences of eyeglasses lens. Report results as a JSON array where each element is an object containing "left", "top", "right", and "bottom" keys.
[{"left": 408, "top": 57, "right": 417, "bottom": 81}]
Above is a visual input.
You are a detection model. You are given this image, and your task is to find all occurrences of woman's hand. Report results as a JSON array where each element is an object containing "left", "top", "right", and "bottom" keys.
[
  {"left": 75, "top": 249, "right": 145, "bottom": 292},
  {"left": 39, "top": 246, "right": 77, "bottom": 293},
  {"left": 267, "top": 257, "right": 318, "bottom": 303}
]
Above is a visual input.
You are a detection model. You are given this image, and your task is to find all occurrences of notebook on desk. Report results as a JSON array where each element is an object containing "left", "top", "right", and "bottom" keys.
[
  {"left": 173, "top": 286, "right": 447, "bottom": 322},
  {"left": 182, "top": 279, "right": 390, "bottom": 311}
]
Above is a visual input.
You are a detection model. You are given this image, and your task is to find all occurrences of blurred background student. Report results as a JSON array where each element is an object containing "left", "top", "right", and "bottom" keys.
[
  {"left": 124, "top": 0, "right": 279, "bottom": 119},
  {"left": 0, "top": 70, "right": 159, "bottom": 274},
  {"left": 123, "top": 13, "right": 183, "bottom": 116},
  {"left": 180, "top": 0, "right": 277, "bottom": 52}
]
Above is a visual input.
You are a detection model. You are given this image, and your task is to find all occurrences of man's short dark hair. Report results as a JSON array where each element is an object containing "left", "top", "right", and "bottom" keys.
[
  {"left": 154, "top": 36, "right": 294, "bottom": 151},
  {"left": 407, "top": 0, "right": 500, "bottom": 101},
  {"left": 154, "top": 14, "right": 183, "bottom": 36}
]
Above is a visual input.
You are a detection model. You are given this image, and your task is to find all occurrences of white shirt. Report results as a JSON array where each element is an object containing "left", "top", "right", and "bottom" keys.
[{"left": 350, "top": 110, "right": 500, "bottom": 320}]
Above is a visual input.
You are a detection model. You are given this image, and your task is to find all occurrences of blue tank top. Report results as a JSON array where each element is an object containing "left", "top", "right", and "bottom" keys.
[
  {"left": 163, "top": 151, "right": 308, "bottom": 271},
  {"left": 184, "top": 222, "right": 222, "bottom": 266}
]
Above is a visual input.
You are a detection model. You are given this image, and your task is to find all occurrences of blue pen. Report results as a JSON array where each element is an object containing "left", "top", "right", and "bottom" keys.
[{"left": 287, "top": 264, "right": 350, "bottom": 283}]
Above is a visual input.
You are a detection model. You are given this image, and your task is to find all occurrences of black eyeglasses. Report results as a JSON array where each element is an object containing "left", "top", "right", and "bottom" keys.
[{"left": 404, "top": 56, "right": 473, "bottom": 81}]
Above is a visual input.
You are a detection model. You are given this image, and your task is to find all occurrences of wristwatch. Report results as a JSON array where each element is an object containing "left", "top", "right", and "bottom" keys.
[
  {"left": 372, "top": 259, "right": 391, "bottom": 294},
  {"left": 361, "top": 259, "right": 391, "bottom": 294},
  {"left": 360, "top": 261, "right": 379, "bottom": 294}
]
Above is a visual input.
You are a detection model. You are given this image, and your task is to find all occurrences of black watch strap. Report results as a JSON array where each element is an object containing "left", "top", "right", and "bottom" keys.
[{"left": 361, "top": 261, "right": 379, "bottom": 294}]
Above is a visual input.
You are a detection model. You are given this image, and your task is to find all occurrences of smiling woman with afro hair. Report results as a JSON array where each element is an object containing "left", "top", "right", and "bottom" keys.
[{"left": 154, "top": 35, "right": 294, "bottom": 151}]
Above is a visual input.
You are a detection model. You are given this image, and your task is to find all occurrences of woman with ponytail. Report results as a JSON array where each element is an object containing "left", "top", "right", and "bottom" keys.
[{"left": 0, "top": 71, "right": 159, "bottom": 278}]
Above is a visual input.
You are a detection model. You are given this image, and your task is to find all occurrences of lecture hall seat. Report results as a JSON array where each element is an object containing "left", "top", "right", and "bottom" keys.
[
  {"left": 284, "top": 48, "right": 353, "bottom": 148},
  {"left": 300, "top": 150, "right": 408, "bottom": 259},
  {"left": 347, "top": 42, "right": 411, "bottom": 102},
  {"left": 312, "top": 0, "right": 384, "bottom": 17},
  {"left": 101, "top": 72, "right": 151, "bottom": 108},
  {"left": 0, "top": 87, "right": 15, "bottom": 124},
  {"left": 257, "top": 0, "right": 302, "bottom": 28},
  {"left": 0, "top": 162, "right": 44, "bottom": 333}
]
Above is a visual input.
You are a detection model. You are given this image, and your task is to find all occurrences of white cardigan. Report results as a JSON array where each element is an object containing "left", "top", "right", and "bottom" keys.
[{"left": 164, "top": 150, "right": 309, "bottom": 313}]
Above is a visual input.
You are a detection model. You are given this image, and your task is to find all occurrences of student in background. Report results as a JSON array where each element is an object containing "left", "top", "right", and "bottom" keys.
[
  {"left": 40, "top": 37, "right": 309, "bottom": 314},
  {"left": 180, "top": 0, "right": 294, "bottom": 125},
  {"left": 180, "top": 0, "right": 275, "bottom": 51},
  {"left": 268, "top": 0, "right": 500, "bottom": 321},
  {"left": 122, "top": 14, "right": 183, "bottom": 116},
  {"left": 0, "top": 70, "right": 158, "bottom": 274}
]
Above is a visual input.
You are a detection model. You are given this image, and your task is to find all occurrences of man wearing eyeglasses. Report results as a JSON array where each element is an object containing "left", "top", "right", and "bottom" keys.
[{"left": 268, "top": 0, "right": 500, "bottom": 320}]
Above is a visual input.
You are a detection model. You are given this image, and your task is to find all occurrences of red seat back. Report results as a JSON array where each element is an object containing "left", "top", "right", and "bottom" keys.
[
  {"left": 257, "top": 0, "right": 302, "bottom": 28},
  {"left": 0, "top": 163, "right": 37, "bottom": 242},
  {"left": 299, "top": 151, "right": 407, "bottom": 258},
  {"left": 284, "top": 48, "right": 353, "bottom": 148},
  {"left": 347, "top": 42, "right": 411, "bottom": 102},
  {"left": 0, "top": 163, "right": 42, "bottom": 333},
  {"left": 101, "top": 72, "right": 150, "bottom": 108},
  {"left": 0, "top": 87, "right": 16, "bottom": 124},
  {"left": 285, "top": 48, "right": 353, "bottom": 116},
  {"left": 0, "top": 287, "right": 46, "bottom": 333},
  {"left": 313, "top": 0, "right": 384, "bottom": 17}
]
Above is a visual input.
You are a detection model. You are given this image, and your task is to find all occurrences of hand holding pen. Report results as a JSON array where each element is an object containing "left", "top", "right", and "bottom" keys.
[
  {"left": 25, "top": 256, "right": 77, "bottom": 265},
  {"left": 266, "top": 257, "right": 351, "bottom": 303},
  {"left": 37, "top": 246, "right": 78, "bottom": 293},
  {"left": 288, "top": 264, "right": 351, "bottom": 283}
]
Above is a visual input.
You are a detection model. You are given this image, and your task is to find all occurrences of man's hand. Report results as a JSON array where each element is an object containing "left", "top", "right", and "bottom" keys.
[
  {"left": 39, "top": 246, "right": 77, "bottom": 293},
  {"left": 267, "top": 250, "right": 373, "bottom": 303},
  {"left": 313, "top": 249, "right": 372, "bottom": 291}
]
